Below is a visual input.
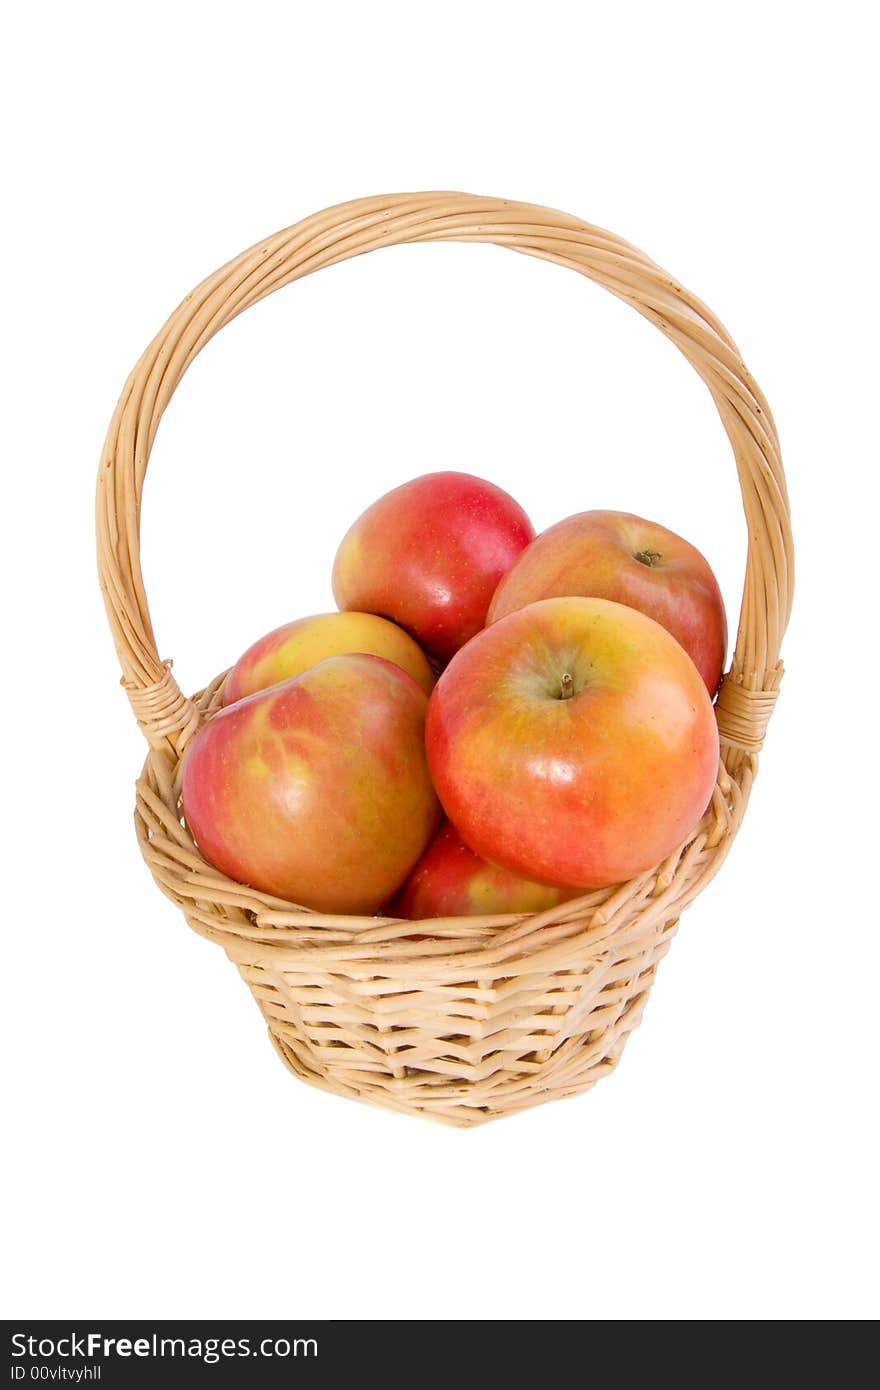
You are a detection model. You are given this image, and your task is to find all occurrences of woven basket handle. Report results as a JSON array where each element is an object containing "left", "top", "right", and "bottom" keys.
[{"left": 97, "top": 192, "right": 792, "bottom": 761}]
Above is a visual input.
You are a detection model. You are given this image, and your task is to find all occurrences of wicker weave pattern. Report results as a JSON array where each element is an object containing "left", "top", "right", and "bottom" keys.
[{"left": 97, "top": 194, "right": 792, "bottom": 1126}]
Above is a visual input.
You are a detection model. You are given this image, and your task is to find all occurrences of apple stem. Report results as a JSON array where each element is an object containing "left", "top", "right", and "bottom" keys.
[{"left": 560, "top": 672, "right": 574, "bottom": 700}]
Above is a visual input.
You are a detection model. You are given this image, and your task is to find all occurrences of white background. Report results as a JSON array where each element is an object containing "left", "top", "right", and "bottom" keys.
[{"left": 2, "top": 1, "right": 877, "bottom": 1322}]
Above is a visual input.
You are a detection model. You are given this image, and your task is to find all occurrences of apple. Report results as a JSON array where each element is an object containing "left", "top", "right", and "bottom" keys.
[
  {"left": 182, "top": 654, "right": 440, "bottom": 913},
  {"left": 426, "top": 597, "right": 719, "bottom": 889},
  {"left": 332, "top": 471, "right": 534, "bottom": 660},
  {"left": 222, "top": 610, "right": 435, "bottom": 706},
  {"left": 389, "top": 820, "right": 581, "bottom": 919},
  {"left": 488, "top": 510, "right": 727, "bottom": 695}
]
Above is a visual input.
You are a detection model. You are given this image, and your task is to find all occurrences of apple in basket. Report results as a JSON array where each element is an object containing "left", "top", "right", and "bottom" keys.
[
  {"left": 332, "top": 470, "right": 535, "bottom": 661},
  {"left": 426, "top": 596, "right": 720, "bottom": 890},
  {"left": 488, "top": 509, "right": 727, "bottom": 695},
  {"left": 389, "top": 821, "right": 583, "bottom": 919},
  {"left": 182, "top": 654, "right": 440, "bottom": 914},
  {"left": 222, "top": 610, "right": 435, "bottom": 705}
]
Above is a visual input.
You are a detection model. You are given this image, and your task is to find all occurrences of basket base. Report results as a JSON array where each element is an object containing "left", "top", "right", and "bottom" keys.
[
  {"left": 268, "top": 1028, "right": 629, "bottom": 1127},
  {"left": 260, "top": 931, "right": 673, "bottom": 1127}
]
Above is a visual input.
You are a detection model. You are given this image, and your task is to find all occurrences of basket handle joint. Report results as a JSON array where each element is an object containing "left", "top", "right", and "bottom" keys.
[
  {"left": 122, "top": 660, "right": 201, "bottom": 753},
  {"left": 715, "top": 663, "right": 783, "bottom": 754}
]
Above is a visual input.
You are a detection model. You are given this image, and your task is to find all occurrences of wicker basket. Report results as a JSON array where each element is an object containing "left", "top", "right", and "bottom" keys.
[{"left": 97, "top": 193, "right": 792, "bottom": 1127}]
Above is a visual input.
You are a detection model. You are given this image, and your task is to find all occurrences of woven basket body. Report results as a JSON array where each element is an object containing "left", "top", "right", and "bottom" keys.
[{"left": 97, "top": 193, "right": 792, "bottom": 1126}]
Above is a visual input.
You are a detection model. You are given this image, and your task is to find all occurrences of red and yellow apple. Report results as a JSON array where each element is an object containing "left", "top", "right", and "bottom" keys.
[
  {"left": 332, "top": 470, "right": 534, "bottom": 660},
  {"left": 182, "top": 654, "right": 440, "bottom": 913},
  {"left": 389, "top": 821, "right": 582, "bottom": 919},
  {"left": 222, "top": 610, "right": 435, "bottom": 706},
  {"left": 488, "top": 510, "right": 727, "bottom": 695},
  {"left": 426, "top": 596, "right": 719, "bottom": 889}
]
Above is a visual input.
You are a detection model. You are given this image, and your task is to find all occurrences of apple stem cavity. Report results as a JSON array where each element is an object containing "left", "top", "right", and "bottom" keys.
[
  {"left": 560, "top": 672, "right": 575, "bottom": 700},
  {"left": 634, "top": 548, "right": 663, "bottom": 567}
]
